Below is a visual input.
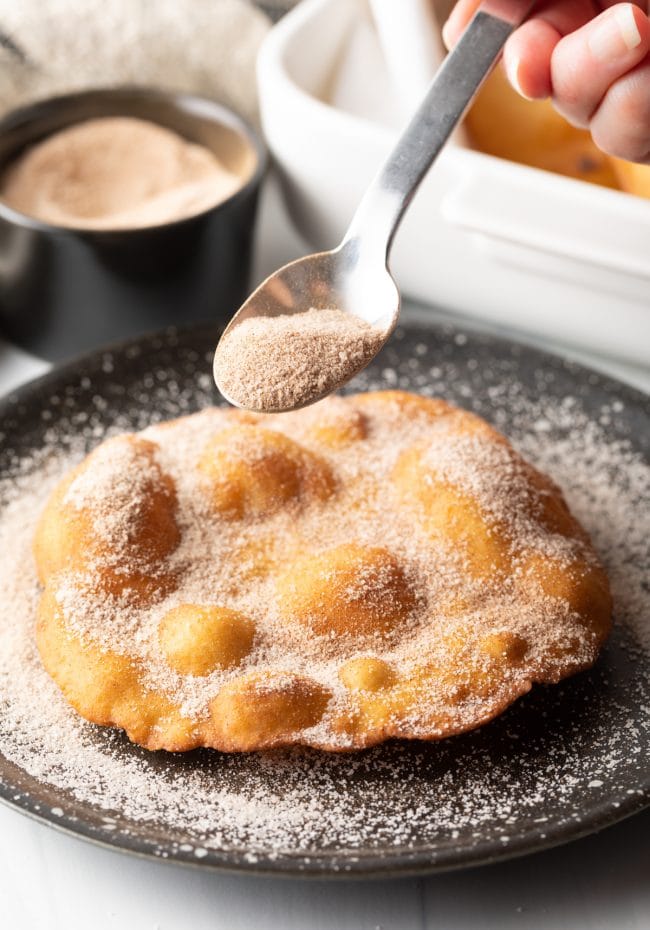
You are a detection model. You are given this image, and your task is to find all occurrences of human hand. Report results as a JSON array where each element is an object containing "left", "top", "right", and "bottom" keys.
[{"left": 442, "top": 0, "right": 650, "bottom": 162}]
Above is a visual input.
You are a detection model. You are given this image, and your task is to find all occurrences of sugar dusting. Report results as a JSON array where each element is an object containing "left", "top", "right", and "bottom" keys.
[
  {"left": 0, "top": 326, "right": 648, "bottom": 869},
  {"left": 214, "top": 308, "right": 385, "bottom": 411},
  {"left": 40, "top": 392, "right": 603, "bottom": 738}
]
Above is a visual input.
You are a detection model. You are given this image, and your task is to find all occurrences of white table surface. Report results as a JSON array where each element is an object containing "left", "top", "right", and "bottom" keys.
[{"left": 1, "top": 177, "right": 648, "bottom": 930}]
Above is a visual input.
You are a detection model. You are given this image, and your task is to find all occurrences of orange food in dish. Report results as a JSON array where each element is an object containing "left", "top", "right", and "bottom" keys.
[{"left": 466, "top": 65, "right": 650, "bottom": 199}]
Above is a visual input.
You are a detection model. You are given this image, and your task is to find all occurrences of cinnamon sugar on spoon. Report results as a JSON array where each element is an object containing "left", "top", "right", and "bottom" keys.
[{"left": 214, "top": 307, "right": 385, "bottom": 412}]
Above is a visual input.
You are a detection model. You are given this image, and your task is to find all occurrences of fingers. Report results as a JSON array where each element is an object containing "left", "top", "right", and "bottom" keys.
[
  {"left": 590, "top": 59, "right": 650, "bottom": 160},
  {"left": 442, "top": 0, "right": 607, "bottom": 48},
  {"left": 519, "top": 0, "right": 614, "bottom": 37},
  {"left": 551, "top": 4, "right": 650, "bottom": 127},
  {"left": 443, "top": 0, "right": 650, "bottom": 162},
  {"left": 502, "top": 19, "right": 562, "bottom": 98},
  {"left": 441, "top": 0, "right": 482, "bottom": 48}
]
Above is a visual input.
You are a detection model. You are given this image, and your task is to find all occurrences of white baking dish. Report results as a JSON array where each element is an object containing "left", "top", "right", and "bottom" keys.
[{"left": 257, "top": 0, "right": 650, "bottom": 366}]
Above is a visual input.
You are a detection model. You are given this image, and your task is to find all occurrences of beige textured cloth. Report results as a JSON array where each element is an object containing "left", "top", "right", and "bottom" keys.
[{"left": 0, "top": 0, "right": 270, "bottom": 123}]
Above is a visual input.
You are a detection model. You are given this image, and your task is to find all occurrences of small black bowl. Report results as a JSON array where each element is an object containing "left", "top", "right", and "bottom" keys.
[{"left": 0, "top": 87, "right": 266, "bottom": 361}]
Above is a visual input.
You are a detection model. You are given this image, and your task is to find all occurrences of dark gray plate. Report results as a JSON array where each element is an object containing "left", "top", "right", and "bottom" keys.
[{"left": 0, "top": 321, "right": 648, "bottom": 878}]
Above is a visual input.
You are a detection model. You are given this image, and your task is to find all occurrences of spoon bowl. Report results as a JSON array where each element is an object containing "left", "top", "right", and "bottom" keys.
[{"left": 214, "top": 238, "right": 400, "bottom": 410}]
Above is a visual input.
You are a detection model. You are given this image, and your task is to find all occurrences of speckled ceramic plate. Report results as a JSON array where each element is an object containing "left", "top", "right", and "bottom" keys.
[{"left": 0, "top": 320, "right": 648, "bottom": 878}]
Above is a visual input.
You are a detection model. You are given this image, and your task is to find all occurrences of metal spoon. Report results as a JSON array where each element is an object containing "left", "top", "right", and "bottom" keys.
[{"left": 214, "top": 0, "right": 533, "bottom": 412}]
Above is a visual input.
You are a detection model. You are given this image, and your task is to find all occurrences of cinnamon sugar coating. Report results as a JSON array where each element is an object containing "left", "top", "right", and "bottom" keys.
[{"left": 34, "top": 391, "right": 612, "bottom": 752}]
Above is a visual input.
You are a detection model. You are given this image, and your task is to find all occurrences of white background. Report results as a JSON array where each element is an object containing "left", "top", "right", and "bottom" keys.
[{"left": 0, "top": 178, "right": 648, "bottom": 929}]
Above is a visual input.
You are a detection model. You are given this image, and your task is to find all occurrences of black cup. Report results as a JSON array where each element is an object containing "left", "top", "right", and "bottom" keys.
[{"left": 0, "top": 87, "right": 266, "bottom": 361}]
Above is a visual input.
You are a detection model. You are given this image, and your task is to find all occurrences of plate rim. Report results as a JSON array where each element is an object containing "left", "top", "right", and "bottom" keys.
[
  {"left": 1, "top": 319, "right": 649, "bottom": 417},
  {"left": 0, "top": 765, "right": 648, "bottom": 879}
]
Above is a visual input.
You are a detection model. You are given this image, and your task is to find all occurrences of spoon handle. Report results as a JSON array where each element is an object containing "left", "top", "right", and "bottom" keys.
[{"left": 342, "top": 0, "right": 534, "bottom": 262}]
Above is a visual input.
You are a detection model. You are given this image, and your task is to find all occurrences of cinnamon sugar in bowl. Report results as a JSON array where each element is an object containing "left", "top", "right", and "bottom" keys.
[{"left": 0, "top": 87, "right": 266, "bottom": 361}]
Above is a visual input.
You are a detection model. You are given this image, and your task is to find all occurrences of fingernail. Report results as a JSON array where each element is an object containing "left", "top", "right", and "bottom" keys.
[
  {"left": 441, "top": 19, "right": 453, "bottom": 50},
  {"left": 505, "top": 53, "right": 529, "bottom": 98},
  {"left": 588, "top": 4, "right": 642, "bottom": 62}
]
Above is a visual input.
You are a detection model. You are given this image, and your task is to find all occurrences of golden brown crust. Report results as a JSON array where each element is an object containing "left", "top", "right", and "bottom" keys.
[
  {"left": 34, "top": 391, "right": 612, "bottom": 753},
  {"left": 34, "top": 436, "right": 180, "bottom": 600}
]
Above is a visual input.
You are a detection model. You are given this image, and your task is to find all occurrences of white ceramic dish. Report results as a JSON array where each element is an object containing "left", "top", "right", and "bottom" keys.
[{"left": 257, "top": 0, "right": 650, "bottom": 367}]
